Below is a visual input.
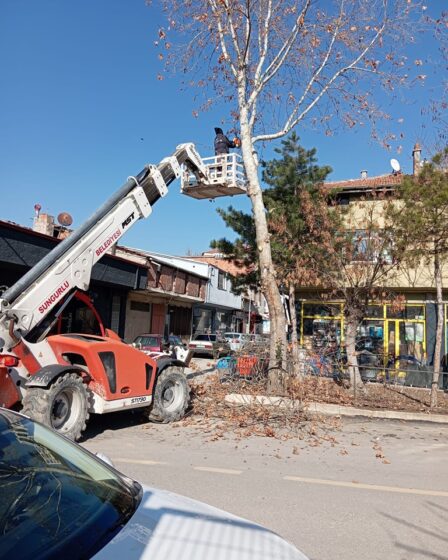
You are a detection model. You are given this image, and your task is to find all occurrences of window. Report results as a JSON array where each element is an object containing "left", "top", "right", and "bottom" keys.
[
  {"left": 350, "top": 230, "right": 393, "bottom": 264},
  {"left": 130, "top": 301, "right": 150, "bottom": 312},
  {"left": 386, "top": 305, "right": 425, "bottom": 320},
  {"left": 193, "top": 334, "right": 217, "bottom": 341},
  {"left": 303, "top": 303, "right": 342, "bottom": 317},
  {"left": 194, "top": 334, "right": 211, "bottom": 341},
  {"left": 134, "top": 335, "right": 160, "bottom": 347},
  {"left": 365, "top": 305, "right": 384, "bottom": 318},
  {"left": 218, "top": 270, "right": 226, "bottom": 290}
]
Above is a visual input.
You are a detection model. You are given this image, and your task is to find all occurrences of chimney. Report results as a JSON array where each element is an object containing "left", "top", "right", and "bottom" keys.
[
  {"left": 412, "top": 143, "right": 422, "bottom": 176},
  {"left": 33, "top": 213, "right": 55, "bottom": 236},
  {"left": 360, "top": 170, "right": 367, "bottom": 179}
]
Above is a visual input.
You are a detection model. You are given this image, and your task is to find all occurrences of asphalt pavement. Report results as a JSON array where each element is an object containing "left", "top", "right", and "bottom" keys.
[{"left": 81, "top": 407, "right": 448, "bottom": 560}]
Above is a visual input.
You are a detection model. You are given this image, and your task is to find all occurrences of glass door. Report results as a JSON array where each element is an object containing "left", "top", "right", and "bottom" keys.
[{"left": 385, "top": 319, "right": 425, "bottom": 384}]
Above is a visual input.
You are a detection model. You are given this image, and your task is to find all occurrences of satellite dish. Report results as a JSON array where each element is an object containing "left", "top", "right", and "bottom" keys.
[
  {"left": 390, "top": 158, "right": 401, "bottom": 172},
  {"left": 57, "top": 212, "right": 73, "bottom": 227}
]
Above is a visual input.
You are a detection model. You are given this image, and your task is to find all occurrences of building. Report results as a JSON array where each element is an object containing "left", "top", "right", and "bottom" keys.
[
  {"left": 296, "top": 144, "right": 448, "bottom": 383},
  {"left": 114, "top": 248, "right": 208, "bottom": 342},
  {"left": 187, "top": 249, "right": 268, "bottom": 334},
  {"left": 0, "top": 215, "right": 246, "bottom": 344},
  {"left": 0, "top": 219, "right": 148, "bottom": 339},
  {"left": 117, "top": 248, "right": 250, "bottom": 339}
]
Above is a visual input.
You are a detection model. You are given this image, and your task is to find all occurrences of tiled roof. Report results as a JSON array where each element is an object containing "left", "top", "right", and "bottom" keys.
[{"left": 324, "top": 173, "right": 404, "bottom": 191}]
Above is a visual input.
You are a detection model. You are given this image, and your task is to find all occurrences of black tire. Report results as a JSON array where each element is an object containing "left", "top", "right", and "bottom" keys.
[
  {"left": 147, "top": 366, "right": 189, "bottom": 423},
  {"left": 21, "top": 372, "right": 90, "bottom": 441}
]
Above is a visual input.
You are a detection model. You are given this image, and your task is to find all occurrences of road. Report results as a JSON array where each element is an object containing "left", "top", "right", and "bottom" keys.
[{"left": 81, "top": 403, "right": 448, "bottom": 560}]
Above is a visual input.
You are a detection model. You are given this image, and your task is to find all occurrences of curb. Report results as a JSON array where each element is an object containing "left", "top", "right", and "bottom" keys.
[{"left": 224, "top": 393, "right": 448, "bottom": 424}]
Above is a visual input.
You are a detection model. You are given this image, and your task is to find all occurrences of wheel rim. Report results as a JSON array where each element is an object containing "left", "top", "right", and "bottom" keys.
[
  {"left": 51, "top": 387, "right": 82, "bottom": 432},
  {"left": 161, "top": 379, "right": 183, "bottom": 412}
]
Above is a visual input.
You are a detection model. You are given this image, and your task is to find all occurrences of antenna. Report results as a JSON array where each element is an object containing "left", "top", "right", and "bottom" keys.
[
  {"left": 57, "top": 212, "right": 73, "bottom": 227},
  {"left": 390, "top": 158, "right": 401, "bottom": 173}
]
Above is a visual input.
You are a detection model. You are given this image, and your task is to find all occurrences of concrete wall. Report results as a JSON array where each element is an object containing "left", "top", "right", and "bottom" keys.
[{"left": 206, "top": 266, "right": 242, "bottom": 309}]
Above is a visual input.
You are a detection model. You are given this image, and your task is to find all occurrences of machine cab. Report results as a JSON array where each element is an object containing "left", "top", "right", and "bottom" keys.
[{"left": 181, "top": 153, "right": 247, "bottom": 199}]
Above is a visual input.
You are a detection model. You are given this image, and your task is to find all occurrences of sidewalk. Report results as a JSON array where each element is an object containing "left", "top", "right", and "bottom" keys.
[{"left": 224, "top": 393, "right": 448, "bottom": 424}]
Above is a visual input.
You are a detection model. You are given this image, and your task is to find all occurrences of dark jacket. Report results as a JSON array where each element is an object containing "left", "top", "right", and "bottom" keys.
[{"left": 214, "top": 127, "right": 235, "bottom": 155}]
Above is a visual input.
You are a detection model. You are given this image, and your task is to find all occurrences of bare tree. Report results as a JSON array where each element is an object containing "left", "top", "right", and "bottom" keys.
[{"left": 151, "top": 0, "right": 433, "bottom": 370}]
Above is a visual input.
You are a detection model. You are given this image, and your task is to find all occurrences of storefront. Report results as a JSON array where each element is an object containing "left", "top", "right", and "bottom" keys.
[
  {"left": 192, "top": 305, "right": 237, "bottom": 335},
  {"left": 298, "top": 301, "right": 427, "bottom": 372}
]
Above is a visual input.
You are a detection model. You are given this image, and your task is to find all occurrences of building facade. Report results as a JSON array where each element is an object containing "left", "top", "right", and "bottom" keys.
[
  {"left": 186, "top": 250, "right": 268, "bottom": 334},
  {"left": 0, "top": 220, "right": 148, "bottom": 339},
  {"left": 296, "top": 144, "right": 448, "bottom": 385},
  {"left": 115, "top": 248, "right": 208, "bottom": 342}
]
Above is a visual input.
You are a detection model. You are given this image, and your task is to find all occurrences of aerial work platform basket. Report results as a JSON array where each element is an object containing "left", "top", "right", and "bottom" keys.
[{"left": 181, "top": 153, "right": 247, "bottom": 199}]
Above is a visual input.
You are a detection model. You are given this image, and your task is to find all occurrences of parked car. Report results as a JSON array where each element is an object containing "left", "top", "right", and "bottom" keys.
[
  {"left": 133, "top": 334, "right": 186, "bottom": 354},
  {"left": 168, "top": 334, "right": 187, "bottom": 349},
  {"left": 188, "top": 333, "right": 231, "bottom": 358},
  {"left": 223, "top": 332, "right": 251, "bottom": 352},
  {"left": 0, "top": 408, "right": 307, "bottom": 560}
]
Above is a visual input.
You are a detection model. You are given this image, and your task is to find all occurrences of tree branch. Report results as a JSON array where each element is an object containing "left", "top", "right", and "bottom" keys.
[
  {"left": 253, "top": 3, "right": 388, "bottom": 143},
  {"left": 207, "top": 0, "right": 238, "bottom": 78},
  {"left": 248, "top": 0, "right": 311, "bottom": 109}
]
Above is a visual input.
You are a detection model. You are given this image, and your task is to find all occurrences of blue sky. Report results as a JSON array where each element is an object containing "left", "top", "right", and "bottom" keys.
[{"left": 1, "top": 0, "right": 445, "bottom": 256}]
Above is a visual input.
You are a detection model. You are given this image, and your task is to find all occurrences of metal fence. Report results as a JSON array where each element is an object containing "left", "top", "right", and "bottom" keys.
[{"left": 216, "top": 340, "right": 448, "bottom": 391}]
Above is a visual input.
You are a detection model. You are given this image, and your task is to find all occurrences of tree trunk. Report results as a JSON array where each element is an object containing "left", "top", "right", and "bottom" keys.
[
  {"left": 345, "top": 317, "right": 364, "bottom": 392},
  {"left": 288, "top": 283, "right": 302, "bottom": 378},
  {"left": 431, "top": 251, "right": 443, "bottom": 408},
  {"left": 238, "top": 104, "right": 287, "bottom": 378}
]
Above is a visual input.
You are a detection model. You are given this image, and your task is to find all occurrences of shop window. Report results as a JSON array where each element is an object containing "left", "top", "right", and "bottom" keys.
[
  {"left": 386, "top": 305, "right": 424, "bottom": 320},
  {"left": 356, "top": 321, "right": 385, "bottom": 355},
  {"left": 302, "top": 318, "right": 342, "bottom": 351},
  {"left": 365, "top": 305, "right": 383, "bottom": 319},
  {"left": 302, "top": 303, "right": 342, "bottom": 317},
  {"left": 303, "top": 318, "right": 314, "bottom": 337}
]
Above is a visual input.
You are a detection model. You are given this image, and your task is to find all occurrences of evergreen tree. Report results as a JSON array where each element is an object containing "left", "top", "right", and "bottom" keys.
[{"left": 212, "top": 134, "right": 333, "bottom": 380}]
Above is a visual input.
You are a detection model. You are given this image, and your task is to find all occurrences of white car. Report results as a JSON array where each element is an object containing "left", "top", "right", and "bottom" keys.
[
  {"left": 223, "top": 332, "right": 251, "bottom": 352},
  {"left": 0, "top": 408, "right": 307, "bottom": 560}
]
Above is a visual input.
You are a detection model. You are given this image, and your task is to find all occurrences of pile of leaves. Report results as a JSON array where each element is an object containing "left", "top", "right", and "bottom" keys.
[
  {"left": 182, "top": 371, "right": 448, "bottom": 442},
  {"left": 353, "top": 383, "right": 448, "bottom": 414},
  {"left": 182, "top": 373, "right": 352, "bottom": 440},
  {"left": 183, "top": 373, "right": 310, "bottom": 439},
  {"left": 288, "top": 375, "right": 448, "bottom": 414}
]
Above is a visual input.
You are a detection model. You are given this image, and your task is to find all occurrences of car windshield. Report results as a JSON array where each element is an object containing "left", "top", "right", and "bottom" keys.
[
  {"left": 0, "top": 410, "right": 141, "bottom": 559},
  {"left": 224, "top": 333, "right": 240, "bottom": 340},
  {"left": 169, "top": 336, "right": 182, "bottom": 345},
  {"left": 134, "top": 335, "right": 159, "bottom": 347}
]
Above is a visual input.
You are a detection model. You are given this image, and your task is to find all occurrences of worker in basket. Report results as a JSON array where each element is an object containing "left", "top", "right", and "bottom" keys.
[{"left": 214, "top": 127, "right": 240, "bottom": 179}]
